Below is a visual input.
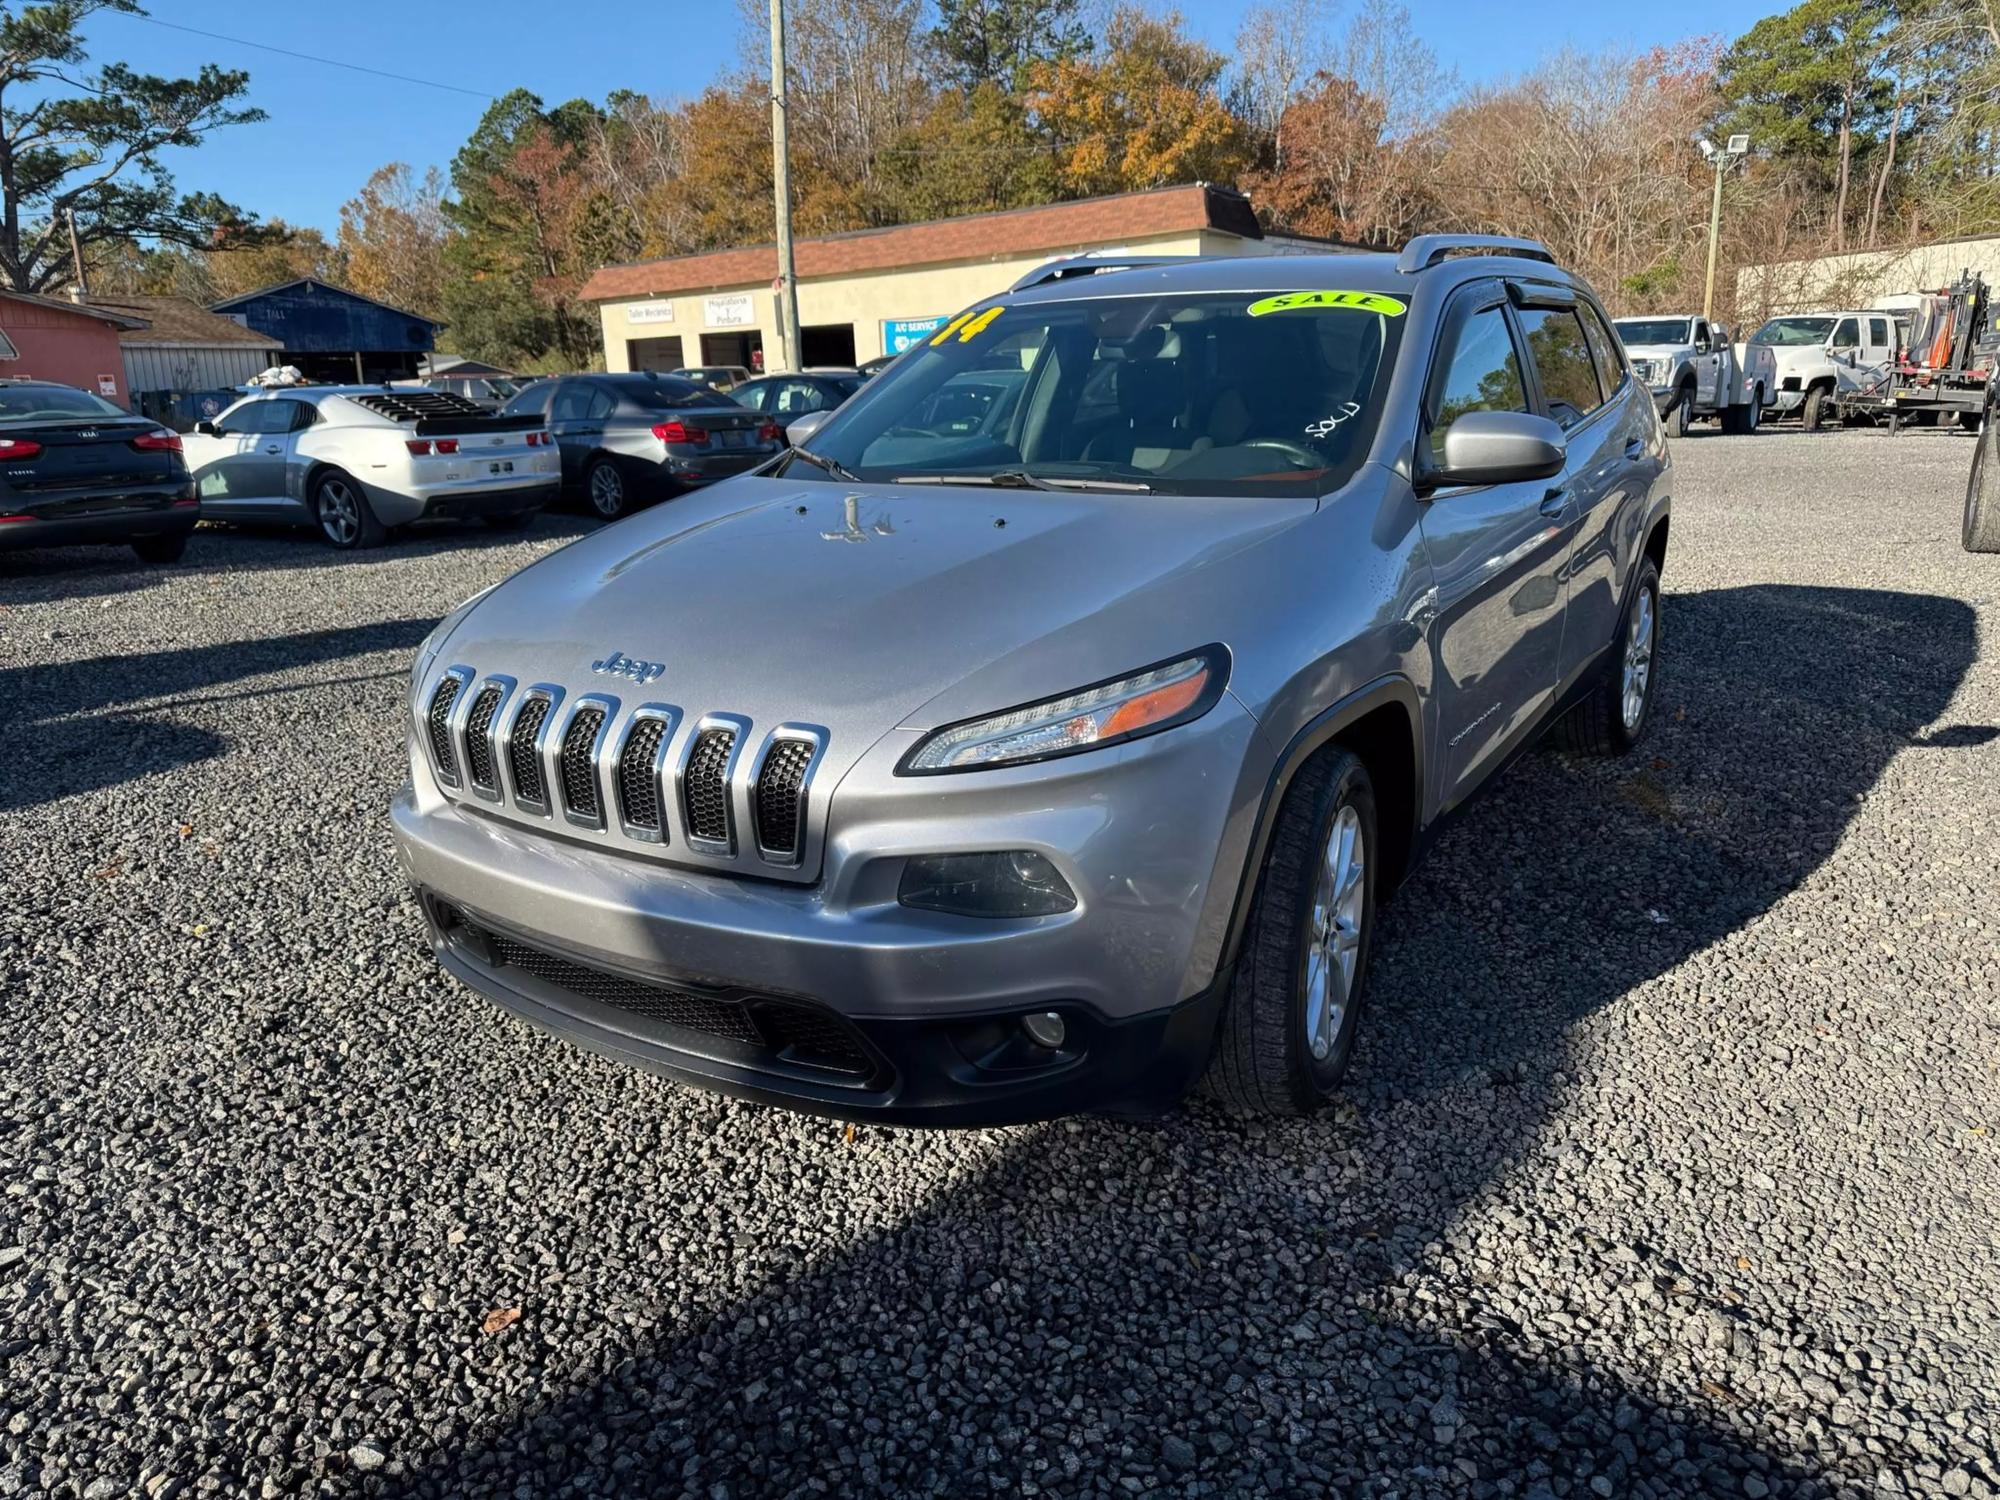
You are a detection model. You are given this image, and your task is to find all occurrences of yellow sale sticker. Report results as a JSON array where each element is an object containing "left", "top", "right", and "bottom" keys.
[
  {"left": 931, "top": 306, "right": 1004, "bottom": 345},
  {"left": 1247, "top": 290, "right": 1407, "bottom": 318}
]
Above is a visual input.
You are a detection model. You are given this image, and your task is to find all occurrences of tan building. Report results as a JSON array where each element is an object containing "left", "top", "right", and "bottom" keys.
[
  {"left": 1737, "top": 233, "right": 2000, "bottom": 320},
  {"left": 580, "top": 184, "right": 1345, "bottom": 376}
]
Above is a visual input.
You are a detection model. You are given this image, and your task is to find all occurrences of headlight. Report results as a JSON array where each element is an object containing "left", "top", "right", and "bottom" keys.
[{"left": 900, "top": 646, "right": 1229, "bottom": 773}]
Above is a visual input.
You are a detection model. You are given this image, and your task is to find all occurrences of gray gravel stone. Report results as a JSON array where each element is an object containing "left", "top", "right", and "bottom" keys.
[{"left": 2, "top": 432, "right": 1998, "bottom": 1497}]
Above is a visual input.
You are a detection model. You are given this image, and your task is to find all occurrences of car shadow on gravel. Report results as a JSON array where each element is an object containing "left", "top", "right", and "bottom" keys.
[
  {"left": 372, "top": 583, "right": 1978, "bottom": 1500},
  {"left": 0, "top": 514, "right": 592, "bottom": 607},
  {"left": 0, "top": 620, "right": 437, "bottom": 811}
]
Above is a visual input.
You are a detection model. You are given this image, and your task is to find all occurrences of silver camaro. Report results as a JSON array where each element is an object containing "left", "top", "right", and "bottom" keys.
[
  {"left": 183, "top": 387, "right": 561, "bottom": 548},
  {"left": 391, "top": 237, "right": 1672, "bottom": 1125}
]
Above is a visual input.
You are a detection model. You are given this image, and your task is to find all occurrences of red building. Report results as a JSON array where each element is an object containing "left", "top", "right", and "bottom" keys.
[{"left": 0, "top": 290, "right": 147, "bottom": 400}]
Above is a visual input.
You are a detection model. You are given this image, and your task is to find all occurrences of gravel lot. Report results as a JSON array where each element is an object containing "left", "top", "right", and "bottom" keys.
[{"left": 3, "top": 428, "right": 1998, "bottom": 1500}]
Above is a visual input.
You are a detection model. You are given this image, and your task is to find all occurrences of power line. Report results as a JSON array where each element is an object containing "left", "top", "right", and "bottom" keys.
[{"left": 121, "top": 15, "right": 499, "bottom": 101}]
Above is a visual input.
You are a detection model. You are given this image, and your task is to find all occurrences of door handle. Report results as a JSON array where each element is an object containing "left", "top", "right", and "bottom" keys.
[
  {"left": 263, "top": 444, "right": 282, "bottom": 454},
  {"left": 1624, "top": 439, "right": 1644, "bottom": 460},
  {"left": 1539, "top": 487, "right": 1570, "bottom": 518}
]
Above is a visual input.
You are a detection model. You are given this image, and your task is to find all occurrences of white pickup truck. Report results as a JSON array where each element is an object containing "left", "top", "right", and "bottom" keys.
[
  {"left": 1613, "top": 314, "right": 1777, "bottom": 435},
  {"left": 1745, "top": 310, "right": 1899, "bottom": 429}
]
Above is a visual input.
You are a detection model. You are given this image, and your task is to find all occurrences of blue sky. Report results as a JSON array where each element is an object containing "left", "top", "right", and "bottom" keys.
[{"left": 91, "top": 0, "right": 1786, "bottom": 237}]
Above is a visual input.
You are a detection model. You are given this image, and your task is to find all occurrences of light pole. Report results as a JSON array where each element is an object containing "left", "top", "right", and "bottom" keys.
[
  {"left": 1696, "top": 132, "right": 1751, "bottom": 325},
  {"left": 769, "top": 0, "right": 801, "bottom": 374}
]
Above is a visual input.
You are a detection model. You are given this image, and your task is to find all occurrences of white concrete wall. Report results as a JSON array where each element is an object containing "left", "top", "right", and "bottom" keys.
[
  {"left": 595, "top": 228, "right": 1334, "bottom": 374},
  {"left": 1737, "top": 236, "right": 2000, "bottom": 318}
]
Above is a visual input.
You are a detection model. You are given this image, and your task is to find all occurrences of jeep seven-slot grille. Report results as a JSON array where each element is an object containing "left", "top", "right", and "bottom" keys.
[
  {"left": 508, "top": 697, "right": 551, "bottom": 804},
  {"left": 434, "top": 671, "right": 825, "bottom": 874},
  {"left": 618, "top": 717, "right": 668, "bottom": 831},
  {"left": 559, "top": 707, "right": 606, "bottom": 819},
  {"left": 457, "top": 920, "right": 873, "bottom": 1075},
  {"left": 755, "top": 739, "right": 814, "bottom": 856},
  {"left": 463, "top": 685, "right": 503, "bottom": 791},
  {"left": 683, "top": 727, "right": 735, "bottom": 844},
  {"left": 426, "top": 677, "right": 463, "bottom": 780}
]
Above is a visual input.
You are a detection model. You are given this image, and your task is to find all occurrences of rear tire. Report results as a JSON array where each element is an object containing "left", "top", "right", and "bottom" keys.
[
  {"left": 1721, "top": 395, "right": 1762, "bottom": 435},
  {"left": 131, "top": 532, "right": 187, "bottom": 564},
  {"left": 585, "top": 458, "right": 630, "bottom": 520},
  {"left": 1964, "top": 418, "right": 2000, "bottom": 553},
  {"left": 1203, "top": 749, "right": 1376, "bottom": 1116},
  {"left": 1803, "top": 386, "right": 1829, "bottom": 431},
  {"left": 1560, "top": 557, "right": 1661, "bottom": 756},
  {"left": 313, "top": 470, "right": 384, "bottom": 549}
]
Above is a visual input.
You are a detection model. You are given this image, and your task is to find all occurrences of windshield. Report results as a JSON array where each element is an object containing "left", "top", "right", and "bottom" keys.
[
  {"left": 787, "top": 290, "right": 1403, "bottom": 496},
  {"left": 1751, "top": 317, "right": 1835, "bottom": 347},
  {"left": 0, "top": 385, "right": 127, "bottom": 424},
  {"left": 1614, "top": 319, "right": 1691, "bottom": 346}
]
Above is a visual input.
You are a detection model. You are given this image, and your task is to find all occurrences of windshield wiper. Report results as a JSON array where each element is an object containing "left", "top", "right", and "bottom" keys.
[
  {"left": 895, "top": 469, "right": 1153, "bottom": 493},
  {"left": 787, "top": 447, "right": 861, "bottom": 482}
]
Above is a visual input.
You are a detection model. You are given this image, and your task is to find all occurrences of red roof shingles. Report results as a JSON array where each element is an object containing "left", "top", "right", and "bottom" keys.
[{"left": 580, "top": 185, "right": 1240, "bottom": 302}]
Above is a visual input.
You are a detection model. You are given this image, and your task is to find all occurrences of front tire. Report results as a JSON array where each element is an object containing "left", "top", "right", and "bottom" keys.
[
  {"left": 314, "top": 470, "right": 384, "bottom": 549},
  {"left": 1964, "top": 417, "right": 2000, "bottom": 552},
  {"left": 1204, "top": 749, "right": 1376, "bottom": 1116},
  {"left": 1671, "top": 387, "right": 1694, "bottom": 437},
  {"left": 1560, "top": 557, "right": 1661, "bottom": 755},
  {"left": 585, "top": 458, "right": 630, "bottom": 520},
  {"left": 1802, "top": 386, "right": 1830, "bottom": 431}
]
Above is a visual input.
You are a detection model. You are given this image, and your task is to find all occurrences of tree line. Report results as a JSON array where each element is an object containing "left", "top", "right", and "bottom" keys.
[{"left": 22, "top": 0, "right": 1997, "bottom": 370}]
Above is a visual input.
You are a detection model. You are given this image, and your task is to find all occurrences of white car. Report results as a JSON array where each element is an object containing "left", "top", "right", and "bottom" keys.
[{"left": 183, "top": 387, "right": 561, "bottom": 548}]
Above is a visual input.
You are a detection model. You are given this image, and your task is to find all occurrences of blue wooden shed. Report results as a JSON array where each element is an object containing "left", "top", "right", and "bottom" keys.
[{"left": 210, "top": 279, "right": 441, "bottom": 384}]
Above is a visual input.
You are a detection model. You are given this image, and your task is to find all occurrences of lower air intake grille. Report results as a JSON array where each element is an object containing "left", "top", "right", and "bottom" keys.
[
  {"left": 464, "top": 921, "right": 874, "bottom": 1075},
  {"left": 618, "top": 718, "right": 668, "bottom": 831},
  {"left": 426, "top": 677, "right": 463, "bottom": 780},
  {"left": 508, "top": 697, "right": 551, "bottom": 805},
  {"left": 683, "top": 727, "right": 736, "bottom": 844},
  {"left": 754, "top": 739, "right": 814, "bottom": 856},
  {"left": 463, "top": 685, "right": 503, "bottom": 791},
  {"left": 560, "top": 707, "right": 606, "bottom": 819},
  {"left": 484, "top": 932, "right": 761, "bottom": 1042}
]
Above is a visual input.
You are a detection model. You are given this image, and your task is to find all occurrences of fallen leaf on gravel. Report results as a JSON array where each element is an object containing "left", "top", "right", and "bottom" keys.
[
  {"left": 1701, "top": 1380, "right": 1742, "bottom": 1406},
  {"left": 176, "top": 823, "right": 193, "bottom": 838},
  {"left": 192, "top": 924, "right": 209, "bottom": 937},
  {"left": 1970, "top": 1126, "right": 1989, "bottom": 1137},
  {"left": 1736, "top": 1256, "right": 1753, "bottom": 1271},
  {"left": 843, "top": 1124, "right": 856, "bottom": 1144},
  {"left": 93, "top": 863, "right": 121, "bottom": 880},
  {"left": 481, "top": 1306, "right": 521, "bottom": 1334}
]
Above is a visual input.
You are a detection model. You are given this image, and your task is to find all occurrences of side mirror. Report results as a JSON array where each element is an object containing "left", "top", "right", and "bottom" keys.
[
  {"left": 785, "top": 409, "right": 831, "bottom": 449},
  {"left": 194, "top": 420, "right": 219, "bottom": 436},
  {"left": 1430, "top": 410, "right": 1567, "bottom": 488}
]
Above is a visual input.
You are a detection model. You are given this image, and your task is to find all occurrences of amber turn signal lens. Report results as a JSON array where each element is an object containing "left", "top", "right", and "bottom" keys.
[{"left": 1098, "top": 668, "right": 1209, "bottom": 739}]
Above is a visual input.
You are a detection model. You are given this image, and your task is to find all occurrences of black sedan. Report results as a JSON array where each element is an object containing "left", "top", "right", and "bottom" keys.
[{"left": 0, "top": 382, "right": 197, "bottom": 562}]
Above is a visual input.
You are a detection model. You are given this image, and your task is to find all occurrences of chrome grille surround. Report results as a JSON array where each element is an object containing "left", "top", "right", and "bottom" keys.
[
  {"left": 749, "top": 725, "right": 827, "bottom": 866},
  {"left": 421, "top": 666, "right": 476, "bottom": 790},
  {"left": 498, "top": 684, "right": 564, "bottom": 816},
  {"left": 554, "top": 693, "right": 620, "bottom": 830},
  {"left": 675, "top": 712, "right": 750, "bottom": 856},
  {"left": 613, "top": 704, "right": 682, "bottom": 845},
  {"left": 420, "top": 669, "right": 830, "bottom": 880},
  {"left": 459, "top": 675, "right": 516, "bottom": 803}
]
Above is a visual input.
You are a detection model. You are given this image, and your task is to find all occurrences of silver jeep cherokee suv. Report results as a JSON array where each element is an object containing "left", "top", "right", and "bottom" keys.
[{"left": 390, "top": 236, "right": 1670, "bottom": 1125}]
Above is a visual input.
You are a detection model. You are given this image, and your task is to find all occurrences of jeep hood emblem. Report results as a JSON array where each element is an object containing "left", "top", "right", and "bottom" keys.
[{"left": 591, "top": 648, "right": 665, "bottom": 684}]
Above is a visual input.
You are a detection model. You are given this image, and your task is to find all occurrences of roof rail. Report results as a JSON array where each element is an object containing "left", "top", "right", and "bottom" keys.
[
  {"left": 1009, "top": 254, "right": 1199, "bottom": 292},
  {"left": 1395, "top": 235, "right": 1557, "bottom": 274}
]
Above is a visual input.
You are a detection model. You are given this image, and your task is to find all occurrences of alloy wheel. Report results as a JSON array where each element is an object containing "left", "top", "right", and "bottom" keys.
[
  {"left": 1622, "top": 584, "right": 1656, "bottom": 731},
  {"left": 590, "top": 465, "right": 625, "bottom": 516},
  {"left": 318, "top": 479, "right": 360, "bottom": 546},
  {"left": 1303, "top": 803, "right": 1365, "bottom": 1063}
]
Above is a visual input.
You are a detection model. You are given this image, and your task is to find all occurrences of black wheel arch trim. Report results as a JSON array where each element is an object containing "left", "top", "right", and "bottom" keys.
[{"left": 1216, "top": 673, "right": 1424, "bottom": 976}]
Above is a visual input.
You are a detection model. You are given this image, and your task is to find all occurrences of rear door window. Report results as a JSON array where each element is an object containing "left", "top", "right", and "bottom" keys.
[
  {"left": 1428, "top": 305, "right": 1528, "bottom": 466},
  {"left": 1517, "top": 306, "right": 1605, "bottom": 430},
  {"left": 552, "top": 382, "right": 591, "bottom": 424}
]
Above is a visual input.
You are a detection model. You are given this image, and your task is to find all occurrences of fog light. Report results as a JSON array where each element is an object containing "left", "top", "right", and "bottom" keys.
[
  {"left": 898, "top": 851, "right": 1077, "bottom": 918},
  {"left": 1022, "top": 1011, "right": 1066, "bottom": 1049}
]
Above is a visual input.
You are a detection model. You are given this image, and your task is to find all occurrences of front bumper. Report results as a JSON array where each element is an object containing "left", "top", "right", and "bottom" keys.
[{"left": 388, "top": 691, "right": 1263, "bottom": 1123}]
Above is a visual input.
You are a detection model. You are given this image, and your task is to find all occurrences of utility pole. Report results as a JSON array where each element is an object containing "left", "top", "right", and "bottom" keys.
[
  {"left": 769, "top": 0, "right": 801, "bottom": 374},
  {"left": 1698, "top": 133, "right": 1752, "bottom": 325},
  {"left": 66, "top": 209, "right": 89, "bottom": 299}
]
